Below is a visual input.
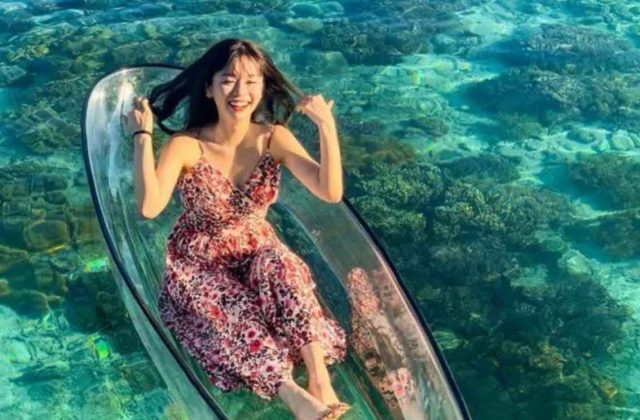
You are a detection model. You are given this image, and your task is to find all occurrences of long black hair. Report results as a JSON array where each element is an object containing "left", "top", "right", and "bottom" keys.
[{"left": 148, "top": 38, "right": 305, "bottom": 135}]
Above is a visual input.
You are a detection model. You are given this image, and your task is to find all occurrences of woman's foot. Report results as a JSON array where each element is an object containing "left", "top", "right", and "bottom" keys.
[
  {"left": 307, "top": 380, "right": 340, "bottom": 405},
  {"left": 278, "top": 379, "right": 333, "bottom": 420},
  {"left": 308, "top": 380, "right": 351, "bottom": 419}
]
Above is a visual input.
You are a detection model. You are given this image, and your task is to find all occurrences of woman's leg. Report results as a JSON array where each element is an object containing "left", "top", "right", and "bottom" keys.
[
  {"left": 300, "top": 341, "right": 341, "bottom": 404},
  {"left": 248, "top": 246, "right": 349, "bottom": 414},
  {"left": 278, "top": 376, "right": 334, "bottom": 420}
]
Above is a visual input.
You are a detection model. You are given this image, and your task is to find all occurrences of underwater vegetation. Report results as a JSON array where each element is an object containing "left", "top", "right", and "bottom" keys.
[
  {"left": 567, "top": 153, "right": 640, "bottom": 210},
  {"left": 562, "top": 154, "right": 640, "bottom": 259},
  {"left": 1, "top": 0, "right": 639, "bottom": 418},
  {"left": 346, "top": 149, "right": 633, "bottom": 419}
]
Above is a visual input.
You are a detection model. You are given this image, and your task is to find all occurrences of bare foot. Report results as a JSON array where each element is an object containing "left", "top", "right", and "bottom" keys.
[
  {"left": 279, "top": 379, "right": 333, "bottom": 420},
  {"left": 307, "top": 380, "right": 341, "bottom": 405},
  {"left": 307, "top": 380, "right": 351, "bottom": 419}
]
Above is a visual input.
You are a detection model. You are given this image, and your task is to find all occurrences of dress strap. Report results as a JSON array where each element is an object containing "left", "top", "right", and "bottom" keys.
[
  {"left": 191, "top": 128, "right": 205, "bottom": 157},
  {"left": 266, "top": 125, "right": 275, "bottom": 152}
]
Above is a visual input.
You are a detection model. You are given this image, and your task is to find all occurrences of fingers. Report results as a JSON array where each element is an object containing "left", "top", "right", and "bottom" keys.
[{"left": 131, "top": 96, "right": 150, "bottom": 110}]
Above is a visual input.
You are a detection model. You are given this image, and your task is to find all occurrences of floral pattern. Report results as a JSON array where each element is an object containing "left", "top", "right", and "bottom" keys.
[
  {"left": 346, "top": 267, "right": 420, "bottom": 412},
  {"left": 158, "top": 124, "right": 347, "bottom": 400}
]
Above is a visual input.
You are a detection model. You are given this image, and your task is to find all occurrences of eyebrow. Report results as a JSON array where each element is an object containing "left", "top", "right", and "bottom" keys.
[{"left": 222, "top": 72, "right": 259, "bottom": 77}]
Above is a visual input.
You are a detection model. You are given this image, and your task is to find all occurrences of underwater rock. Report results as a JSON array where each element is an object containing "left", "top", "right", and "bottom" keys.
[
  {"left": 13, "top": 360, "right": 71, "bottom": 384},
  {"left": 23, "top": 219, "right": 70, "bottom": 252},
  {"left": 533, "top": 230, "right": 568, "bottom": 255},
  {"left": 567, "top": 126, "right": 607, "bottom": 144},
  {"left": 352, "top": 195, "right": 427, "bottom": 244},
  {"left": 284, "top": 17, "right": 324, "bottom": 34},
  {"left": 0, "top": 244, "right": 28, "bottom": 274},
  {"left": 558, "top": 250, "right": 593, "bottom": 277},
  {"left": 290, "top": 2, "right": 323, "bottom": 18},
  {"left": 432, "top": 330, "right": 465, "bottom": 350},
  {"left": 5, "top": 100, "right": 80, "bottom": 154},
  {"left": 12, "top": 289, "right": 51, "bottom": 317},
  {"left": 0, "top": 64, "right": 27, "bottom": 86},
  {"left": 34, "top": 259, "right": 67, "bottom": 296},
  {"left": 119, "top": 358, "right": 165, "bottom": 394},
  {"left": 407, "top": 116, "right": 449, "bottom": 138},
  {"left": 110, "top": 40, "right": 171, "bottom": 66},
  {"left": 289, "top": 49, "right": 347, "bottom": 72},
  {"left": 355, "top": 160, "right": 443, "bottom": 208},
  {"left": 0, "top": 4, "right": 34, "bottom": 33},
  {"left": 30, "top": 8, "right": 84, "bottom": 26},
  {"left": 610, "top": 129, "right": 638, "bottom": 151}
]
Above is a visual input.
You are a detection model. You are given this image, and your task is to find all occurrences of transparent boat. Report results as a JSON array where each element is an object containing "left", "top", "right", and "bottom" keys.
[{"left": 81, "top": 65, "right": 471, "bottom": 419}]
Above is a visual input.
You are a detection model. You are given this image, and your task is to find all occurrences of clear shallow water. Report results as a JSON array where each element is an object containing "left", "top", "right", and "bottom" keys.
[{"left": 1, "top": 0, "right": 639, "bottom": 418}]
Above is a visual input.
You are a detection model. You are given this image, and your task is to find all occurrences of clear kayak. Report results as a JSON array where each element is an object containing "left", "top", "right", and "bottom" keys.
[{"left": 81, "top": 65, "right": 471, "bottom": 420}]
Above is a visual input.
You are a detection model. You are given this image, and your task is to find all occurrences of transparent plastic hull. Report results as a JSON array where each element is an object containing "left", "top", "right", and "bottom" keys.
[{"left": 81, "top": 66, "right": 470, "bottom": 419}]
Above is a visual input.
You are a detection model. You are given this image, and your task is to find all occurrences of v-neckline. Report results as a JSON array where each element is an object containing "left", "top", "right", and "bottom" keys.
[
  {"left": 192, "top": 124, "right": 276, "bottom": 194},
  {"left": 195, "top": 150, "right": 275, "bottom": 194}
]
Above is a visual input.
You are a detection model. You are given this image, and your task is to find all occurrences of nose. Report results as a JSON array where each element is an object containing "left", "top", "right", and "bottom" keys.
[{"left": 231, "top": 80, "right": 249, "bottom": 96}]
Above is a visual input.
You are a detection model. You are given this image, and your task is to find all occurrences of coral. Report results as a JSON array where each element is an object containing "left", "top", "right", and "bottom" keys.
[
  {"left": 432, "top": 180, "right": 505, "bottom": 242},
  {"left": 110, "top": 40, "right": 171, "bottom": 66},
  {"left": 485, "top": 184, "right": 574, "bottom": 249},
  {"left": 310, "top": 20, "right": 429, "bottom": 65},
  {"left": 567, "top": 208, "right": 640, "bottom": 259},
  {"left": 405, "top": 116, "right": 449, "bottom": 138},
  {"left": 440, "top": 153, "right": 521, "bottom": 186},
  {"left": 467, "top": 67, "right": 640, "bottom": 127},
  {"left": 496, "top": 23, "right": 640, "bottom": 74},
  {"left": 353, "top": 161, "right": 444, "bottom": 209},
  {"left": 3, "top": 97, "right": 81, "bottom": 154},
  {"left": 496, "top": 112, "right": 547, "bottom": 141},
  {"left": 352, "top": 195, "right": 427, "bottom": 244},
  {"left": 567, "top": 153, "right": 640, "bottom": 209}
]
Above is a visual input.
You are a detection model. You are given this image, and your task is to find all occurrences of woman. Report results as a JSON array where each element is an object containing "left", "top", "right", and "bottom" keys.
[{"left": 123, "top": 38, "right": 350, "bottom": 419}]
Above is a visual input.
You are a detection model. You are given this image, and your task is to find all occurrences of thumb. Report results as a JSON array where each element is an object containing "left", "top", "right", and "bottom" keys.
[{"left": 328, "top": 100, "right": 334, "bottom": 109}]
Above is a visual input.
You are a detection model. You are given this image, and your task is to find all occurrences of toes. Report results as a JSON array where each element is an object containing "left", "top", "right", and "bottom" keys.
[{"left": 327, "top": 403, "right": 352, "bottom": 419}]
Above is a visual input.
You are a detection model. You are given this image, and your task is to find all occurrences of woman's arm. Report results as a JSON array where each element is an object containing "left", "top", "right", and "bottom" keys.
[
  {"left": 272, "top": 123, "right": 343, "bottom": 203},
  {"left": 134, "top": 133, "right": 189, "bottom": 219},
  {"left": 126, "top": 96, "right": 186, "bottom": 219}
]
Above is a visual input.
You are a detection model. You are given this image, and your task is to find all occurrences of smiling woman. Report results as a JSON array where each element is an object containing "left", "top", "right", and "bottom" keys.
[
  {"left": 84, "top": 63, "right": 468, "bottom": 420},
  {"left": 123, "top": 38, "right": 350, "bottom": 420}
]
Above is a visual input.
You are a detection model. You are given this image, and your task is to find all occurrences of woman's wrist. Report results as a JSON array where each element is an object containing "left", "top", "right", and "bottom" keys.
[{"left": 132, "top": 130, "right": 153, "bottom": 142}]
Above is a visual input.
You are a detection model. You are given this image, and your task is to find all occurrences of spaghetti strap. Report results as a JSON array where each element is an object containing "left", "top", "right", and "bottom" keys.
[
  {"left": 266, "top": 125, "right": 275, "bottom": 152},
  {"left": 191, "top": 128, "right": 205, "bottom": 157}
]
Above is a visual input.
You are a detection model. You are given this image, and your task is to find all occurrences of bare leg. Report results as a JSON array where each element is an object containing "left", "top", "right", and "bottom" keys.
[
  {"left": 278, "top": 377, "right": 332, "bottom": 420},
  {"left": 300, "top": 341, "right": 342, "bottom": 405}
]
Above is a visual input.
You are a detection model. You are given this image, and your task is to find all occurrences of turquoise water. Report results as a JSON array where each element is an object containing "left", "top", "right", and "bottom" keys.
[{"left": 1, "top": 0, "right": 639, "bottom": 418}]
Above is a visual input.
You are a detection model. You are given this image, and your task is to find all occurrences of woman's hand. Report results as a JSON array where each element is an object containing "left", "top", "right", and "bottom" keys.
[
  {"left": 122, "top": 96, "right": 154, "bottom": 138},
  {"left": 296, "top": 94, "right": 335, "bottom": 127}
]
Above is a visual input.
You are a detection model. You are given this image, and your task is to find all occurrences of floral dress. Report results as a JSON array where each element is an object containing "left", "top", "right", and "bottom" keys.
[{"left": 157, "top": 124, "right": 348, "bottom": 401}]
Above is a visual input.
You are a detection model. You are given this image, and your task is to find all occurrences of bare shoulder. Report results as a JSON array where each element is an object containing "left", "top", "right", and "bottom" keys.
[
  {"left": 269, "top": 123, "right": 313, "bottom": 167},
  {"left": 161, "top": 130, "right": 201, "bottom": 170},
  {"left": 269, "top": 123, "right": 294, "bottom": 164}
]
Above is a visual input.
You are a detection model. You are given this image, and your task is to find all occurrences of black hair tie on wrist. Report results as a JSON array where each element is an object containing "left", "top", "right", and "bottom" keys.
[{"left": 132, "top": 130, "right": 153, "bottom": 140}]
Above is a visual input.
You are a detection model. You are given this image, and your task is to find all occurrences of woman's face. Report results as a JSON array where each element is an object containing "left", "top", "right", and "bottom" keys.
[{"left": 206, "top": 56, "right": 264, "bottom": 120}]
